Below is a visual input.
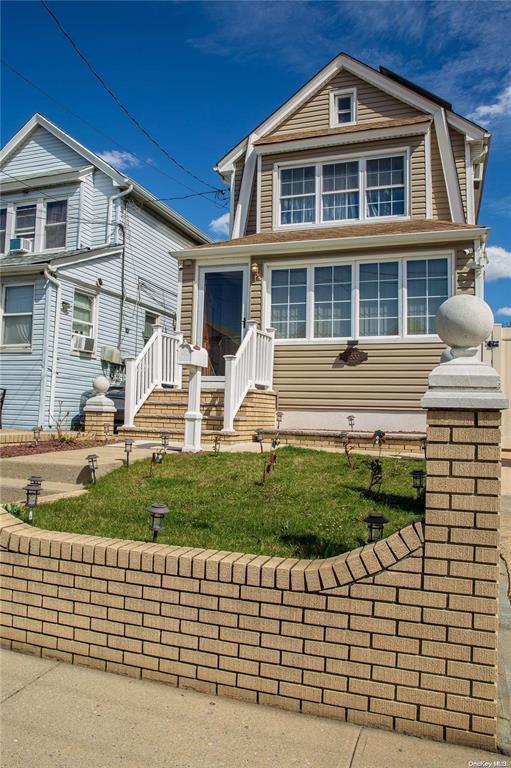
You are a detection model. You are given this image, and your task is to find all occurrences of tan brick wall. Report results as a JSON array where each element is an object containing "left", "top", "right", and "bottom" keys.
[
  {"left": 0, "top": 408, "right": 502, "bottom": 751},
  {"left": 84, "top": 412, "right": 115, "bottom": 440}
]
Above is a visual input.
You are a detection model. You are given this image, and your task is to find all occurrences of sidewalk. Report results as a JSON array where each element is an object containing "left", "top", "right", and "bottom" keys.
[{"left": 0, "top": 648, "right": 503, "bottom": 768}]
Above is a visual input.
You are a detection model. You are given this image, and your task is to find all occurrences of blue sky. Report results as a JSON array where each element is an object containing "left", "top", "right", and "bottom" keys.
[{"left": 2, "top": 0, "right": 510, "bottom": 316}]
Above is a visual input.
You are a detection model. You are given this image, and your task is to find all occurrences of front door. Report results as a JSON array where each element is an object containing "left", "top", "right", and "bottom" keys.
[{"left": 197, "top": 265, "right": 249, "bottom": 378}]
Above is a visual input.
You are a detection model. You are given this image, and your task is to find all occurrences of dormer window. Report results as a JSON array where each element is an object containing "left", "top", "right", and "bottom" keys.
[{"left": 330, "top": 89, "right": 356, "bottom": 127}]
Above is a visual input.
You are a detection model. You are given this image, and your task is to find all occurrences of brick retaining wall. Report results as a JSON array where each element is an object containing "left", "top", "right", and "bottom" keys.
[{"left": 0, "top": 409, "right": 502, "bottom": 751}]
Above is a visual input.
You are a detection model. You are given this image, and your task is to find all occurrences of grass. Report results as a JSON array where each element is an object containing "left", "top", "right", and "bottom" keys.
[{"left": 32, "top": 446, "right": 425, "bottom": 559}]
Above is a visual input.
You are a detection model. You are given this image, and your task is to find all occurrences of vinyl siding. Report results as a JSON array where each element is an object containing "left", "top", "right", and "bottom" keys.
[
  {"left": 1, "top": 126, "right": 85, "bottom": 177},
  {"left": 430, "top": 128, "right": 450, "bottom": 220},
  {"left": 450, "top": 127, "right": 467, "bottom": 221},
  {"left": 90, "top": 170, "right": 115, "bottom": 248},
  {"left": 271, "top": 71, "right": 423, "bottom": 137},
  {"left": 180, "top": 261, "right": 196, "bottom": 342},
  {"left": 259, "top": 135, "right": 426, "bottom": 231},
  {"left": 0, "top": 276, "right": 47, "bottom": 430},
  {"left": 232, "top": 156, "right": 245, "bottom": 219},
  {"left": 246, "top": 171, "right": 258, "bottom": 235}
]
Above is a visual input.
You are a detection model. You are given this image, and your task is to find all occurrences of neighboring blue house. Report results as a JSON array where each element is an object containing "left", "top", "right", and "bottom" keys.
[{"left": 0, "top": 113, "right": 209, "bottom": 431}]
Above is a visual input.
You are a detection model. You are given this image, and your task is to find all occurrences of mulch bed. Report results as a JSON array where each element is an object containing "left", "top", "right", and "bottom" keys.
[{"left": 0, "top": 438, "right": 118, "bottom": 458}]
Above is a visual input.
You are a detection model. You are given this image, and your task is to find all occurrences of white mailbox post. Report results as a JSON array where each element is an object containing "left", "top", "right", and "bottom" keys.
[{"left": 177, "top": 343, "right": 209, "bottom": 452}]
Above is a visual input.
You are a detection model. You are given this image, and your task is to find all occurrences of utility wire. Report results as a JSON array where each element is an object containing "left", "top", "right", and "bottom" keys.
[
  {"left": 39, "top": 1, "right": 222, "bottom": 194},
  {"left": 1, "top": 58, "right": 229, "bottom": 207}
]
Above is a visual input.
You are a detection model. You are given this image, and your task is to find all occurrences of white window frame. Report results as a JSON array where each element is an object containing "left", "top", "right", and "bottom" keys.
[
  {"left": 0, "top": 207, "right": 6, "bottom": 254},
  {"left": 14, "top": 202, "right": 38, "bottom": 247},
  {"left": 263, "top": 250, "right": 454, "bottom": 345},
  {"left": 329, "top": 88, "right": 357, "bottom": 127},
  {"left": 43, "top": 198, "right": 68, "bottom": 252},
  {"left": 70, "top": 288, "right": 98, "bottom": 355},
  {"left": 0, "top": 282, "right": 34, "bottom": 351},
  {"left": 274, "top": 147, "right": 410, "bottom": 231}
]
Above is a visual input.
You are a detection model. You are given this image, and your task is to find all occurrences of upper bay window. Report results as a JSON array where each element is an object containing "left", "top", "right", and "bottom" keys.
[
  {"left": 278, "top": 153, "right": 407, "bottom": 228},
  {"left": 45, "top": 200, "right": 67, "bottom": 249}
]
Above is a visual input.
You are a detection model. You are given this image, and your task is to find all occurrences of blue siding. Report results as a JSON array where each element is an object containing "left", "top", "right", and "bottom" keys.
[{"left": 1, "top": 126, "right": 85, "bottom": 177}]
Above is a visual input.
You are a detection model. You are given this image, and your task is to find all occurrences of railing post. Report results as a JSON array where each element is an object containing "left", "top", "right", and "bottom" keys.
[
  {"left": 266, "top": 327, "right": 276, "bottom": 389},
  {"left": 247, "top": 321, "right": 257, "bottom": 388},
  {"left": 124, "top": 356, "right": 137, "bottom": 427},
  {"left": 152, "top": 320, "right": 163, "bottom": 388},
  {"left": 223, "top": 355, "right": 237, "bottom": 432}
]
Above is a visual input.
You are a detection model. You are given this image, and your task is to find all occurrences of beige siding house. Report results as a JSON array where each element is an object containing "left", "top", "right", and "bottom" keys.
[{"left": 122, "top": 53, "right": 490, "bottom": 442}]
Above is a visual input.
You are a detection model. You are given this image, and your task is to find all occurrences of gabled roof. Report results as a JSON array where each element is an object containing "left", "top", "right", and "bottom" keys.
[
  {"left": 0, "top": 114, "right": 210, "bottom": 245},
  {"left": 215, "top": 52, "right": 489, "bottom": 174}
]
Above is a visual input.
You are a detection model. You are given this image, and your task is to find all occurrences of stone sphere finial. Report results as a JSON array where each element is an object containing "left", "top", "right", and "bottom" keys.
[
  {"left": 92, "top": 375, "right": 110, "bottom": 395},
  {"left": 436, "top": 294, "right": 493, "bottom": 353}
]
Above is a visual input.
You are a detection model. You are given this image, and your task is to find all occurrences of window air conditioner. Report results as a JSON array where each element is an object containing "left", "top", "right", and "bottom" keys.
[
  {"left": 71, "top": 334, "right": 95, "bottom": 353},
  {"left": 9, "top": 237, "right": 33, "bottom": 254}
]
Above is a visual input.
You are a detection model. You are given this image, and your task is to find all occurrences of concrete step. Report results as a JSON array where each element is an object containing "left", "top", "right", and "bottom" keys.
[{"left": 0, "top": 478, "right": 84, "bottom": 504}]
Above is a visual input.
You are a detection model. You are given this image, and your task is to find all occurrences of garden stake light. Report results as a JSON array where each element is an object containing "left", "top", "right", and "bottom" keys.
[
  {"left": 87, "top": 454, "right": 98, "bottom": 484},
  {"left": 28, "top": 475, "right": 43, "bottom": 488},
  {"left": 124, "top": 439, "right": 133, "bottom": 466},
  {"left": 411, "top": 468, "right": 426, "bottom": 499},
  {"left": 364, "top": 513, "right": 388, "bottom": 543},
  {"left": 103, "top": 423, "right": 110, "bottom": 445},
  {"left": 24, "top": 483, "right": 41, "bottom": 525},
  {"left": 276, "top": 410, "right": 283, "bottom": 431},
  {"left": 255, "top": 430, "right": 264, "bottom": 453},
  {"left": 213, "top": 434, "right": 221, "bottom": 455},
  {"left": 148, "top": 503, "right": 168, "bottom": 542},
  {"left": 347, "top": 415, "right": 355, "bottom": 431},
  {"left": 160, "top": 431, "right": 170, "bottom": 454},
  {"left": 32, "top": 425, "right": 42, "bottom": 447}
]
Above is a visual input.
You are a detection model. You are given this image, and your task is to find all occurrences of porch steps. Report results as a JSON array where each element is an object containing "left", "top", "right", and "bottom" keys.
[{"left": 119, "top": 388, "right": 277, "bottom": 445}]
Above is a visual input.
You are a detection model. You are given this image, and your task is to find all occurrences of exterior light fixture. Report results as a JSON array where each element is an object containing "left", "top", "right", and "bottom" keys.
[
  {"left": 24, "top": 483, "right": 41, "bottom": 525},
  {"left": 251, "top": 262, "right": 261, "bottom": 281},
  {"left": 160, "top": 431, "right": 170, "bottom": 453},
  {"left": 276, "top": 410, "right": 283, "bottom": 430},
  {"left": 411, "top": 469, "right": 426, "bottom": 499},
  {"left": 32, "top": 426, "right": 42, "bottom": 447},
  {"left": 124, "top": 438, "right": 133, "bottom": 466},
  {"left": 347, "top": 415, "right": 355, "bottom": 431},
  {"left": 255, "top": 429, "right": 264, "bottom": 453},
  {"left": 103, "top": 423, "right": 110, "bottom": 444},
  {"left": 28, "top": 475, "right": 43, "bottom": 488},
  {"left": 87, "top": 454, "right": 98, "bottom": 483},
  {"left": 364, "top": 513, "right": 388, "bottom": 543},
  {"left": 147, "top": 503, "right": 168, "bottom": 542}
]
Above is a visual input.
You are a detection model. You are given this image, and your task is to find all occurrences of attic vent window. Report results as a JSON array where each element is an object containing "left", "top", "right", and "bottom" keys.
[{"left": 331, "top": 89, "right": 356, "bottom": 127}]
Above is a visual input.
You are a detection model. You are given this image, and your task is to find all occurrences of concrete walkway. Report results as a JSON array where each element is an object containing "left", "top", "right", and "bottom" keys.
[{"left": 0, "top": 648, "right": 502, "bottom": 768}]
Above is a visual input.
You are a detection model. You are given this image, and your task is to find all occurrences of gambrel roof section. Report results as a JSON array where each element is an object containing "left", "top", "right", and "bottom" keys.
[
  {"left": 0, "top": 113, "right": 210, "bottom": 244},
  {"left": 216, "top": 53, "right": 490, "bottom": 237}
]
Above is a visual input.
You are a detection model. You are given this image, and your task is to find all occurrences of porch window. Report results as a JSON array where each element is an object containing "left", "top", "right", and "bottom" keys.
[
  {"left": 359, "top": 261, "right": 399, "bottom": 337},
  {"left": 366, "top": 156, "right": 405, "bottom": 218},
  {"left": 314, "top": 265, "right": 352, "bottom": 338},
  {"left": 322, "top": 162, "right": 359, "bottom": 221},
  {"left": 280, "top": 167, "right": 316, "bottom": 225},
  {"left": 45, "top": 200, "right": 67, "bottom": 249},
  {"left": 1, "top": 284, "right": 33, "bottom": 347},
  {"left": 0, "top": 209, "right": 6, "bottom": 253},
  {"left": 271, "top": 268, "right": 307, "bottom": 339},
  {"left": 407, "top": 258, "right": 449, "bottom": 334},
  {"left": 72, "top": 291, "right": 94, "bottom": 337},
  {"left": 15, "top": 204, "right": 36, "bottom": 248}
]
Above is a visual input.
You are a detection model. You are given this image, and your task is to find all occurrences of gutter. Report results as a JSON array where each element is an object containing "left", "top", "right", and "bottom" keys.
[{"left": 41, "top": 267, "right": 62, "bottom": 427}]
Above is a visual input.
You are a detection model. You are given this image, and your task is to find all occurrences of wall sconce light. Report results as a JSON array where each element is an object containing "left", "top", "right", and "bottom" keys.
[
  {"left": 124, "top": 439, "right": 133, "bottom": 466},
  {"left": 411, "top": 469, "right": 426, "bottom": 499},
  {"left": 364, "top": 513, "right": 388, "bottom": 543},
  {"left": 148, "top": 503, "right": 168, "bottom": 542},
  {"left": 251, "top": 262, "right": 261, "bottom": 281},
  {"left": 24, "top": 483, "right": 41, "bottom": 525},
  {"left": 32, "top": 426, "right": 42, "bottom": 447},
  {"left": 87, "top": 454, "right": 98, "bottom": 483}
]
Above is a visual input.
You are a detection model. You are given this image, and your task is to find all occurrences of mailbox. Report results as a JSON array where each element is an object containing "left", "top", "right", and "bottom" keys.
[{"left": 177, "top": 343, "right": 208, "bottom": 368}]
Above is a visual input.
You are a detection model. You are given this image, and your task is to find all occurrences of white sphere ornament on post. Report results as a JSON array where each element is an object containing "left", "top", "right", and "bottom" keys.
[{"left": 422, "top": 294, "right": 508, "bottom": 411}]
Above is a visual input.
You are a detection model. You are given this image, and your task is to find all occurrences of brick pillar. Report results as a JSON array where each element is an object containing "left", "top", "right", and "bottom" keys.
[
  {"left": 421, "top": 294, "right": 508, "bottom": 750},
  {"left": 83, "top": 375, "right": 116, "bottom": 440}
]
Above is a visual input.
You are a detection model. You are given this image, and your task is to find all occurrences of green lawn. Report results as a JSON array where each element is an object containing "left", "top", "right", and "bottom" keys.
[{"left": 31, "top": 447, "right": 425, "bottom": 559}]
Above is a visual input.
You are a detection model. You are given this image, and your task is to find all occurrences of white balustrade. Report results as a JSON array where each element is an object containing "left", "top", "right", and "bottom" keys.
[
  {"left": 223, "top": 323, "right": 275, "bottom": 432},
  {"left": 124, "top": 325, "right": 183, "bottom": 427}
]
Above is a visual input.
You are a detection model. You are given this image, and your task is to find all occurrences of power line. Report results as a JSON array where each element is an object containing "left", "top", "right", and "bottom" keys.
[
  {"left": 39, "top": 1, "right": 222, "bottom": 194},
  {"left": 1, "top": 58, "right": 228, "bottom": 205}
]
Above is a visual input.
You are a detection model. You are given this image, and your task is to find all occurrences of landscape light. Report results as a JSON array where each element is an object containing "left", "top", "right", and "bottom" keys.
[
  {"left": 276, "top": 410, "right": 283, "bottom": 430},
  {"left": 87, "top": 454, "right": 98, "bottom": 483},
  {"left": 160, "top": 431, "right": 170, "bottom": 453},
  {"left": 103, "top": 423, "right": 110, "bottom": 444},
  {"left": 124, "top": 438, "right": 134, "bottom": 466},
  {"left": 347, "top": 415, "right": 355, "bottom": 431},
  {"left": 28, "top": 475, "right": 43, "bottom": 488},
  {"left": 411, "top": 469, "right": 426, "bottom": 499},
  {"left": 24, "top": 483, "right": 41, "bottom": 525},
  {"left": 255, "top": 430, "right": 264, "bottom": 453},
  {"left": 33, "top": 426, "right": 42, "bottom": 447},
  {"left": 364, "top": 513, "right": 388, "bottom": 543},
  {"left": 147, "top": 503, "right": 168, "bottom": 542}
]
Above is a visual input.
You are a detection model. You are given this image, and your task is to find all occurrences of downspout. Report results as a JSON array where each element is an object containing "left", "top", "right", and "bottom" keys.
[
  {"left": 43, "top": 267, "right": 62, "bottom": 426},
  {"left": 108, "top": 183, "right": 133, "bottom": 349},
  {"left": 38, "top": 270, "right": 53, "bottom": 427}
]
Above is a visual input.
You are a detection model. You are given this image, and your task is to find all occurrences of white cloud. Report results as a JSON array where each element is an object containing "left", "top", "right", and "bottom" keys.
[
  {"left": 485, "top": 246, "right": 511, "bottom": 282},
  {"left": 97, "top": 150, "right": 141, "bottom": 172},
  {"left": 209, "top": 212, "right": 230, "bottom": 238},
  {"left": 496, "top": 306, "right": 511, "bottom": 317},
  {"left": 468, "top": 84, "right": 511, "bottom": 125}
]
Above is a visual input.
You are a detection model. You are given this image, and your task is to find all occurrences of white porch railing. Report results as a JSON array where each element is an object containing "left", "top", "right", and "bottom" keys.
[
  {"left": 223, "top": 322, "right": 275, "bottom": 432},
  {"left": 124, "top": 324, "right": 183, "bottom": 427}
]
